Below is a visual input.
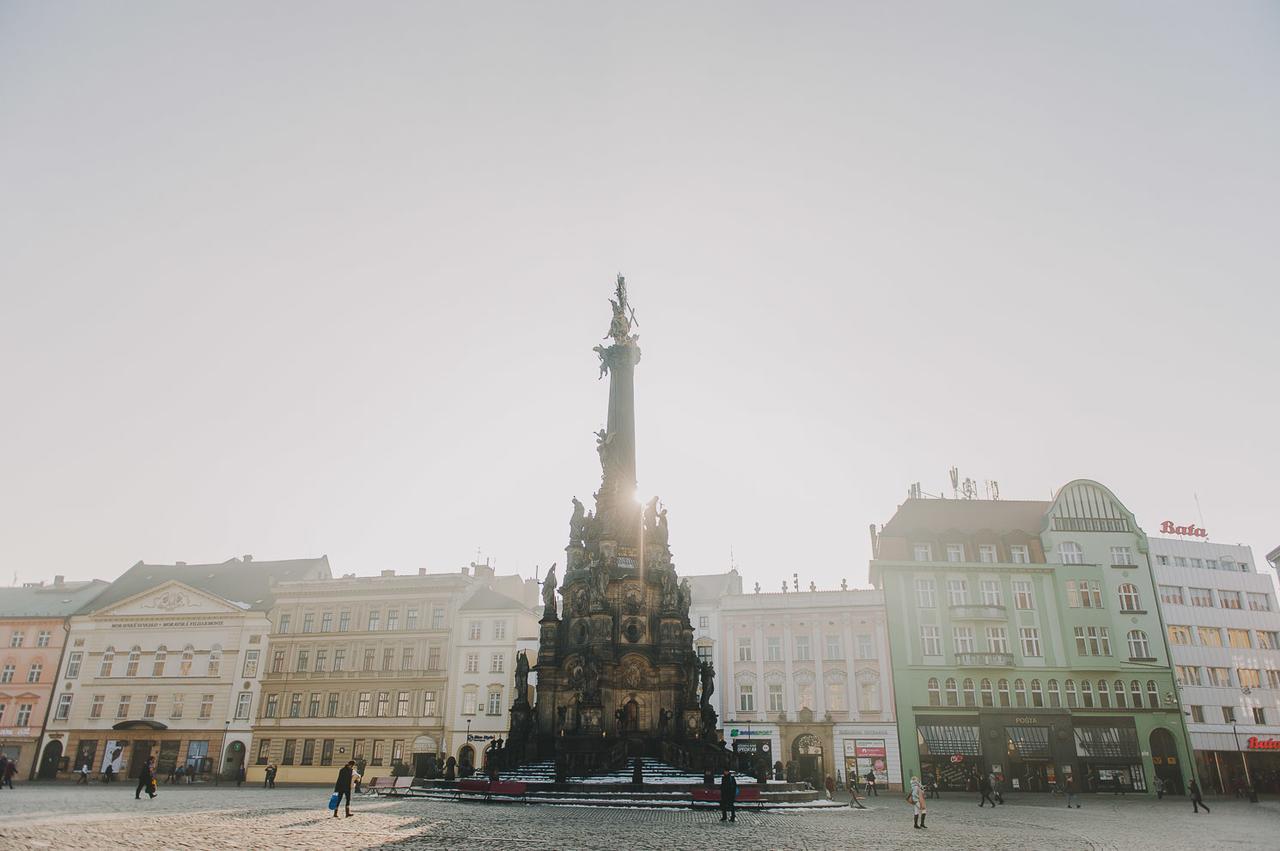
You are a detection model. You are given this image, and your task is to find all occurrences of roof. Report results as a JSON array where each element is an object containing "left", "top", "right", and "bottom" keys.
[
  {"left": 81, "top": 556, "right": 332, "bottom": 615},
  {"left": 685, "top": 571, "right": 743, "bottom": 605},
  {"left": 0, "top": 579, "right": 111, "bottom": 618},
  {"left": 879, "top": 498, "right": 1050, "bottom": 537},
  {"left": 458, "top": 585, "right": 530, "bottom": 612}
]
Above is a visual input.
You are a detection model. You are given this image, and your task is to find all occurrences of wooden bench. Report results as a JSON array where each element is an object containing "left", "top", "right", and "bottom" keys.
[{"left": 455, "top": 779, "right": 529, "bottom": 801}]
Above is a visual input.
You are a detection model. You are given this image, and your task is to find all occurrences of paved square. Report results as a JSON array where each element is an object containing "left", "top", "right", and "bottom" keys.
[{"left": 0, "top": 784, "right": 1274, "bottom": 849}]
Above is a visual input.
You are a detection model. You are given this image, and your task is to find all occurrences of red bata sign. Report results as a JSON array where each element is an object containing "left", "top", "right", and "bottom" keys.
[
  {"left": 1160, "top": 521, "right": 1207, "bottom": 538},
  {"left": 1247, "top": 737, "right": 1280, "bottom": 750}
]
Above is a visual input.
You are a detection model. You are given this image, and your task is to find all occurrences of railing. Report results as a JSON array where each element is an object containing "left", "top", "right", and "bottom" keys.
[
  {"left": 954, "top": 652, "right": 1014, "bottom": 667},
  {"left": 949, "top": 604, "right": 1007, "bottom": 620}
]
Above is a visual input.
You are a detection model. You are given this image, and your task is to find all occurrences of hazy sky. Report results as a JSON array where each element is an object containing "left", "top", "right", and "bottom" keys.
[{"left": 2, "top": 2, "right": 1277, "bottom": 591}]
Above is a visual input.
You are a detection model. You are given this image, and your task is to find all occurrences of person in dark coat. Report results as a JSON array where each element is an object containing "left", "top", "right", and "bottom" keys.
[
  {"left": 719, "top": 768, "right": 737, "bottom": 822},
  {"left": 632, "top": 757, "right": 644, "bottom": 786},
  {"left": 135, "top": 757, "right": 156, "bottom": 799},
  {"left": 1189, "top": 778, "right": 1210, "bottom": 814},
  {"left": 978, "top": 772, "right": 996, "bottom": 807},
  {"left": 333, "top": 761, "right": 355, "bottom": 818}
]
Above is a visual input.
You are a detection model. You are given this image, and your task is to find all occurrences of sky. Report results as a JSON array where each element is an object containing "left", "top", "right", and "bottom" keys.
[{"left": 1, "top": 2, "right": 1277, "bottom": 592}]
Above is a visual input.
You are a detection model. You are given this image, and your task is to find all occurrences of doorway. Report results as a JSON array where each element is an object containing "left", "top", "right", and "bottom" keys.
[
  {"left": 791, "top": 733, "right": 825, "bottom": 789},
  {"left": 1150, "top": 728, "right": 1185, "bottom": 795},
  {"left": 222, "top": 740, "right": 245, "bottom": 780},
  {"left": 128, "top": 741, "right": 154, "bottom": 779},
  {"left": 38, "top": 739, "right": 63, "bottom": 779}
]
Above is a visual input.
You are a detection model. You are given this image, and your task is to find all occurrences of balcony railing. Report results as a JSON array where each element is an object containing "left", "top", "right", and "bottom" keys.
[
  {"left": 949, "top": 604, "right": 1007, "bottom": 620},
  {"left": 955, "top": 652, "right": 1014, "bottom": 667}
]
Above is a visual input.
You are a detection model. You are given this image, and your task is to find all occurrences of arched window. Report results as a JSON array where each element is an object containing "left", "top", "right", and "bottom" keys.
[
  {"left": 1130, "top": 680, "right": 1143, "bottom": 708},
  {"left": 980, "top": 678, "right": 994, "bottom": 707},
  {"left": 180, "top": 645, "right": 195, "bottom": 677},
  {"left": 125, "top": 646, "right": 141, "bottom": 677},
  {"left": 1047, "top": 679, "right": 1061, "bottom": 708},
  {"left": 207, "top": 645, "right": 222, "bottom": 677},
  {"left": 1114, "top": 679, "right": 1127, "bottom": 708},
  {"left": 1118, "top": 583, "right": 1141, "bottom": 611},
  {"left": 927, "top": 677, "right": 941, "bottom": 706},
  {"left": 997, "top": 679, "right": 1010, "bottom": 707},
  {"left": 962, "top": 678, "right": 976, "bottom": 707},
  {"left": 1014, "top": 678, "right": 1027, "bottom": 707},
  {"left": 152, "top": 646, "right": 167, "bottom": 677},
  {"left": 1127, "top": 630, "right": 1150, "bottom": 659},
  {"left": 1064, "top": 679, "right": 1078, "bottom": 708},
  {"left": 1147, "top": 680, "right": 1159, "bottom": 707},
  {"left": 944, "top": 677, "right": 959, "bottom": 706},
  {"left": 99, "top": 646, "right": 115, "bottom": 677},
  {"left": 1059, "top": 541, "right": 1084, "bottom": 564},
  {"left": 1081, "top": 679, "right": 1094, "bottom": 708},
  {"left": 1097, "top": 679, "right": 1110, "bottom": 708},
  {"left": 1031, "top": 679, "right": 1043, "bottom": 707}
]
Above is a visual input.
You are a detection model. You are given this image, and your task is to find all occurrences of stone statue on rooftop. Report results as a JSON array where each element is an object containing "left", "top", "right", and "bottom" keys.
[{"left": 542, "top": 563, "right": 558, "bottom": 617}]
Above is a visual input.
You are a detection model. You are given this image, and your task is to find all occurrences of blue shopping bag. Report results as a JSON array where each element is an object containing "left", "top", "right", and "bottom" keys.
[{"left": 328, "top": 792, "right": 341, "bottom": 811}]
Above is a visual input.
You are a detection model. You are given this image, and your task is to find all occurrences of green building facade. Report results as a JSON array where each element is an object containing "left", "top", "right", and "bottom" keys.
[{"left": 870, "top": 480, "right": 1193, "bottom": 796}]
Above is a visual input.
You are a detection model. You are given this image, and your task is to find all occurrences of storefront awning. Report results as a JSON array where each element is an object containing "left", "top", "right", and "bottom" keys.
[
  {"left": 1074, "top": 725, "right": 1139, "bottom": 759},
  {"left": 1005, "top": 726, "right": 1051, "bottom": 759},
  {"left": 918, "top": 724, "right": 981, "bottom": 756}
]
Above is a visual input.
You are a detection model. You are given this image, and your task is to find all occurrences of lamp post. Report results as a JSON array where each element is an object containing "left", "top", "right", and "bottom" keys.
[
  {"left": 1232, "top": 687, "right": 1258, "bottom": 803},
  {"left": 465, "top": 718, "right": 472, "bottom": 776},
  {"left": 218, "top": 720, "right": 229, "bottom": 785}
]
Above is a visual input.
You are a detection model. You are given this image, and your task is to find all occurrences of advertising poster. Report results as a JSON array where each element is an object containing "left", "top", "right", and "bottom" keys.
[{"left": 101, "top": 740, "right": 125, "bottom": 775}]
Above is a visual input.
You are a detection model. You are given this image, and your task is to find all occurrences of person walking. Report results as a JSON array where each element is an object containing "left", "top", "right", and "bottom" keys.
[
  {"left": 719, "top": 768, "right": 737, "bottom": 822},
  {"left": 333, "top": 761, "right": 355, "bottom": 818},
  {"left": 978, "top": 772, "right": 997, "bottom": 808},
  {"left": 909, "top": 774, "right": 927, "bottom": 829},
  {"left": 989, "top": 771, "right": 1004, "bottom": 805},
  {"left": 103, "top": 763, "right": 115, "bottom": 784},
  {"left": 77, "top": 763, "right": 91, "bottom": 785},
  {"left": 266, "top": 764, "right": 277, "bottom": 789},
  {"left": 1065, "top": 776, "right": 1080, "bottom": 808},
  {"left": 1190, "top": 778, "right": 1210, "bottom": 814},
  {"left": 865, "top": 768, "right": 878, "bottom": 797},
  {"left": 1, "top": 756, "right": 14, "bottom": 789},
  {"left": 1154, "top": 776, "right": 1165, "bottom": 800},
  {"left": 135, "top": 757, "right": 157, "bottom": 800},
  {"left": 824, "top": 775, "right": 835, "bottom": 800},
  {"left": 237, "top": 765, "right": 246, "bottom": 787}
]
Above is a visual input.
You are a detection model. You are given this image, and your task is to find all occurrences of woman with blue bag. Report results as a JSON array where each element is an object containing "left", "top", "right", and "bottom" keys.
[{"left": 331, "top": 760, "right": 355, "bottom": 818}]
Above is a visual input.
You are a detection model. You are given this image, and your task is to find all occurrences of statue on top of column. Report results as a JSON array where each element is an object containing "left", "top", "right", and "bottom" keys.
[
  {"left": 570, "top": 497, "right": 586, "bottom": 546},
  {"left": 604, "top": 274, "right": 638, "bottom": 346},
  {"left": 541, "top": 564, "right": 558, "bottom": 618}
]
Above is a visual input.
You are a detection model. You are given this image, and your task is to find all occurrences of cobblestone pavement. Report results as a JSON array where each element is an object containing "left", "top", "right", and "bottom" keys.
[{"left": 0, "top": 784, "right": 1275, "bottom": 850}]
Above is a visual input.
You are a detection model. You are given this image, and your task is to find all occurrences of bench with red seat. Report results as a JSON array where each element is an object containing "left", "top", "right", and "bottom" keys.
[
  {"left": 455, "top": 779, "right": 528, "bottom": 799},
  {"left": 691, "top": 785, "right": 762, "bottom": 803}
]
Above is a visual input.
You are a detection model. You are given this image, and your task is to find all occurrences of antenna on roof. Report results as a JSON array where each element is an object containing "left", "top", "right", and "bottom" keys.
[
  {"left": 985, "top": 480, "right": 1000, "bottom": 501},
  {"left": 949, "top": 466, "right": 959, "bottom": 498}
]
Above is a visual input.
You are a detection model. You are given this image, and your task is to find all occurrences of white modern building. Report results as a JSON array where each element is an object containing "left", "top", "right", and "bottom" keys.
[{"left": 1151, "top": 536, "right": 1280, "bottom": 794}]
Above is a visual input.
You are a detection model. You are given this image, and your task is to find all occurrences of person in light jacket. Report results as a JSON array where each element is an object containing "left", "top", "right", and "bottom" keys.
[{"left": 910, "top": 774, "right": 928, "bottom": 830}]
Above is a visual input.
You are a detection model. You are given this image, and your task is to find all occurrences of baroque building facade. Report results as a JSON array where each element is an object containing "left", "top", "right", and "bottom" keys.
[
  {"left": 40, "top": 556, "right": 329, "bottom": 782},
  {"left": 871, "top": 481, "right": 1193, "bottom": 796}
]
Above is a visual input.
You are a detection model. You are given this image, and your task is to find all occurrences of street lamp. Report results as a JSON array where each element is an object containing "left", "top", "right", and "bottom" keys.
[{"left": 1231, "top": 687, "right": 1258, "bottom": 803}]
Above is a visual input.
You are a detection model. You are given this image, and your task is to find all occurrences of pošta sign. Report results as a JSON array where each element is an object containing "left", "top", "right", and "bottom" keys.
[
  {"left": 1159, "top": 521, "right": 1207, "bottom": 538},
  {"left": 1247, "top": 736, "right": 1280, "bottom": 750}
]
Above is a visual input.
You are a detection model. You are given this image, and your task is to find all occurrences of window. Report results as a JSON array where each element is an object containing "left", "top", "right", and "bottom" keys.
[
  {"left": 1047, "top": 679, "right": 1061, "bottom": 708},
  {"left": 235, "top": 692, "right": 252, "bottom": 720},
  {"left": 1012, "top": 579, "right": 1034, "bottom": 610},
  {"left": 1114, "top": 679, "right": 1127, "bottom": 708},
  {"left": 699, "top": 616, "right": 710, "bottom": 629},
  {"left": 946, "top": 544, "right": 965, "bottom": 563},
  {"left": 321, "top": 612, "right": 334, "bottom": 632},
  {"left": 302, "top": 613, "right": 315, "bottom": 633},
  {"left": 856, "top": 634, "right": 874, "bottom": 659},
  {"left": 35, "top": 630, "right": 50, "bottom": 647},
  {"left": 179, "top": 645, "right": 194, "bottom": 676},
  {"left": 915, "top": 579, "right": 936, "bottom": 608},
  {"left": 1059, "top": 542, "right": 1083, "bottom": 564},
  {"left": 980, "top": 580, "right": 1002, "bottom": 606},
  {"left": 288, "top": 693, "right": 301, "bottom": 718},
  {"left": 296, "top": 650, "right": 309, "bottom": 673},
  {"left": 1019, "top": 627, "right": 1041, "bottom": 657},
  {"left": 143, "top": 694, "right": 157, "bottom": 718},
  {"left": 89, "top": 694, "right": 104, "bottom": 719},
  {"left": 1082, "top": 581, "right": 1103, "bottom": 608},
  {"left": 1147, "top": 680, "right": 1159, "bottom": 707},
  {"left": 1110, "top": 546, "right": 1133, "bottom": 566},
  {"left": 431, "top": 607, "right": 446, "bottom": 629},
  {"left": 99, "top": 647, "right": 114, "bottom": 677},
  {"left": 1238, "top": 669, "right": 1262, "bottom": 689},
  {"left": 126, "top": 647, "right": 141, "bottom": 677},
  {"left": 1198, "top": 627, "right": 1223, "bottom": 647},
  {"left": 1080, "top": 679, "right": 1093, "bottom": 708},
  {"left": 1206, "top": 559, "right": 1218, "bottom": 570},
  {"left": 363, "top": 648, "right": 375, "bottom": 670},
  {"left": 998, "top": 678, "right": 1011, "bottom": 707},
  {"left": 1207, "top": 667, "right": 1232, "bottom": 687},
  {"left": 27, "top": 662, "right": 43, "bottom": 682},
  {"left": 1097, "top": 679, "right": 1110, "bottom": 708},
  {"left": 1117, "top": 583, "right": 1140, "bottom": 611},
  {"left": 406, "top": 609, "right": 419, "bottom": 630},
  {"left": 116, "top": 694, "right": 131, "bottom": 719},
  {"left": 1258, "top": 631, "right": 1280, "bottom": 651},
  {"left": 327, "top": 693, "right": 339, "bottom": 717},
  {"left": 926, "top": 677, "right": 941, "bottom": 706},
  {"left": 1248, "top": 593, "right": 1273, "bottom": 612},
  {"left": 278, "top": 614, "right": 290, "bottom": 634},
  {"left": 264, "top": 694, "right": 278, "bottom": 718},
  {"left": 1130, "top": 681, "right": 1143, "bottom": 708},
  {"left": 1189, "top": 587, "right": 1214, "bottom": 608},
  {"left": 979, "top": 678, "right": 994, "bottom": 707},
  {"left": 1191, "top": 558, "right": 1202, "bottom": 568},
  {"left": 0, "top": 663, "right": 12, "bottom": 683},
  {"left": 1219, "top": 590, "right": 1242, "bottom": 610},
  {"left": 490, "top": 653, "right": 504, "bottom": 673},
  {"left": 1031, "top": 679, "right": 1044, "bottom": 707},
  {"left": 487, "top": 689, "right": 502, "bottom": 716},
  {"left": 462, "top": 689, "right": 478, "bottom": 715},
  {"left": 986, "top": 627, "right": 1008, "bottom": 654},
  {"left": 55, "top": 693, "right": 72, "bottom": 720},
  {"left": 1253, "top": 707, "right": 1266, "bottom": 725},
  {"left": 962, "top": 678, "right": 976, "bottom": 706},
  {"left": 1223, "top": 706, "right": 1236, "bottom": 723},
  {"left": 1156, "top": 555, "right": 1169, "bottom": 566},
  {"left": 465, "top": 653, "right": 479, "bottom": 674},
  {"left": 944, "top": 678, "right": 959, "bottom": 706},
  {"left": 1159, "top": 585, "right": 1184, "bottom": 605},
  {"left": 913, "top": 544, "right": 933, "bottom": 561},
  {"left": 1127, "top": 630, "right": 1151, "bottom": 659},
  {"left": 427, "top": 647, "right": 441, "bottom": 670},
  {"left": 171, "top": 693, "right": 184, "bottom": 719},
  {"left": 978, "top": 545, "right": 997, "bottom": 563},
  {"left": 920, "top": 626, "right": 942, "bottom": 657},
  {"left": 401, "top": 648, "right": 414, "bottom": 670},
  {"left": 282, "top": 740, "right": 296, "bottom": 765},
  {"left": 1010, "top": 545, "right": 1030, "bottom": 564},
  {"left": 768, "top": 682, "right": 785, "bottom": 712},
  {"left": 308, "top": 693, "right": 320, "bottom": 717},
  {"left": 321, "top": 739, "right": 335, "bottom": 767},
  {"left": 1167, "top": 625, "right": 1193, "bottom": 646},
  {"left": 372, "top": 740, "right": 385, "bottom": 766},
  {"left": 314, "top": 650, "right": 327, "bottom": 673},
  {"left": 493, "top": 620, "right": 506, "bottom": 640},
  {"left": 1176, "top": 665, "right": 1202, "bottom": 686},
  {"left": 333, "top": 649, "right": 346, "bottom": 672},
  {"left": 16, "top": 703, "right": 32, "bottom": 725},
  {"left": 382, "top": 648, "right": 394, "bottom": 671},
  {"left": 468, "top": 621, "right": 481, "bottom": 640},
  {"left": 376, "top": 691, "right": 389, "bottom": 717},
  {"left": 66, "top": 652, "right": 83, "bottom": 679},
  {"left": 827, "top": 635, "right": 845, "bottom": 660},
  {"left": 368, "top": 610, "right": 381, "bottom": 631},
  {"left": 766, "top": 636, "right": 782, "bottom": 661},
  {"left": 947, "top": 579, "right": 967, "bottom": 606},
  {"left": 737, "top": 637, "right": 753, "bottom": 662},
  {"left": 339, "top": 610, "right": 351, "bottom": 631},
  {"left": 356, "top": 692, "right": 371, "bottom": 717},
  {"left": 207, "top": 646, "right": 221, "bottom": 677},
  {"left": 952, "top": 627, "right": 975, "bottom": 654},
  {"left": 386, "top": 609, "right": 399, "bottom": 631},
  {"left": 1014, "top": 678, "right": 1029, "bottom": 707},
  {"left": 1174, "top": 556, "right": 1187, "bottom": 567},
  {"left": 1190, "top": 705, "right": 1205, "bottom": 723},
  {"left": 241, "top": 650, "right": 259, "bottom": 678},
  {"left": 1221, "top": 559, "right": 1239, "bottom": 572},
  {"left": 1227, "top": 628, "right": 1252, "bottom": 649},
  {"left": 271, "top": 649, "right": 286, "bottom": 673},
  {"left": 397, "top": 691, "right": 411, "bottom": 717},
  {"left": 1271, "top": 670, "right": 1280, "bottom": 690},
  {"left": 255, "top": 740, "right": 271, "bottom": 766},
  {"left": 423, "top": 690, "right": 438, "bottom": 716},
  {"left": 739, "top": 684, "right": 755, "bottom": 712},
  {"left": 794, "top": 635, "right": 812, "bottom": 661}
]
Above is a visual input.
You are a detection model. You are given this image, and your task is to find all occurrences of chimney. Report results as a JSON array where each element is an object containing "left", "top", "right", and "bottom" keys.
[
  {"left": 175, "top": 561, "right": 186, "bottom": 566},
  {"left": 472, "top": 561, "right": 494, "bottom": 579},
  {"left": 418, "top": 568, "right": 427, "bottom": 576},
  {"left": 243, "top": 554, "right": 253, "bottom": 563},
  {"left": 54, "top": 575, "right": 65, "bottom": 586},
  {"left": 381, "top": 569, "right": 395, "bottom": 578},
  {"left": 461, "top": 566, "right": 471, "bottom": 576}
]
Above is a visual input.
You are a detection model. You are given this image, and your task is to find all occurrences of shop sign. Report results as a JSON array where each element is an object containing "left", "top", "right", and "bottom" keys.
[
  {"left": 855, "top": 744, "right": 886, "bottom": 758},
  {"left": 466, "top": 734, "right": 495, "bottom": 743},
  {"left": 1247, "top": 737, "right": 1280, "bottom": 750},
  {"left": 1159, "top": 521, "right": 1207, "bottom": 538},
  {"left": 949, "top": 754, "right": 965, "bottom": 764}
]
